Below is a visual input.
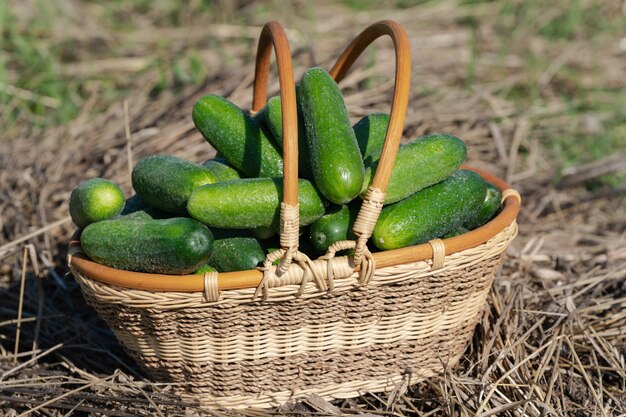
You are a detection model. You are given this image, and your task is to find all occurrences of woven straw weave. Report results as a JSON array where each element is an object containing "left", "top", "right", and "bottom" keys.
[{"left": 71, "top": 222, "right": 517, "bottom": 409}]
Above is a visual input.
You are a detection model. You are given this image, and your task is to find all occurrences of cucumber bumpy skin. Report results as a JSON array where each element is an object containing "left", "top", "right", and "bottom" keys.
[
  {"left": 192, "top": 95, "right": 283, "bottom": 178},
  {"left": 207, "top": 236, "right": 266, "bottom": 272},
  {"left": 361, "top": 134, "right": 467, "bottom": 205},
  {"left": 372, "top": 170, "right": 487, "bottom": 250},
  {"left": 81, "top": 218, "right": 214, "bottom": 275},
  {"left": 262, "top": 92, "right": 314, "bottom": 179},
  {"left": 353, "top": 113, "right": 390, "bottom": 165},
  {"left": 132, "top": 155, "right": 216, "bottom": 215},
  {"left": 464, "top": 181, "right": 502, "bottom": 230},
  {"left": 201, "top": 158, "right": 241, "bottom": 182},
  {"left": 69, "top": 178, "right": 125, "bottom": 228},
  {"left": 117, "top": 195, "right": 170, "bottom": 221},
  {"left": 299, "top": 68, "right": 364, "bottom": 204},
  {"left": 309, "top": 203, "right": 358, "bottom": 253},
  {"left": 187, "top": 178, "right": 325, "bottom": 229}
]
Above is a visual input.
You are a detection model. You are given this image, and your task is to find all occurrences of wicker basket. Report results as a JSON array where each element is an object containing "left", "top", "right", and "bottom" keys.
[{"left": 68, "top": 20, "right": 521, "bottom": 409}]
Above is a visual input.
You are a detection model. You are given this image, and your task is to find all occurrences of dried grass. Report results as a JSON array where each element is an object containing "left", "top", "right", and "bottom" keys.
[{"left": 1, "top": 0, "right": 625, "bottom": 415}]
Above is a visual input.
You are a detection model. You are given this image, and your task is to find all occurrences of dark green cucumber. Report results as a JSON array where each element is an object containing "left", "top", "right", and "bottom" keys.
[
  {"left": 361, "top": 134, "right": 467, "bottom": 205},
  {"left": 192, "top": 95, "right": 283, "bottom": 178},
  {"left": 299, "top": 68, "right": 364, "bottom": 204},
  {"left": 207, "top": 236, "right": 266, "bottom": 272},
  {"left": 442, "top": 227, "right": 469, "bottom": 238},
  {"left": 132, "top": 155, "right": 216, "bottom": 215},
  {"left": 81, "top": 218, "right": 214, "bottom": 274},
  {"left": 118, "top": 195, "right": 170, "bottom": 221},
  {"left": 353, "top": 113, "right": 390, "bottom": 165},
  {"left": 187, "top": 178, "right": 325, "bottom": 229},
  {"left": 261, "top": 90, "right": 314, "bottom": 179},
  {"left": 69, "top": 178, "right": 125, "bottom": 228},
  {"left": 309, "top": 204, "right": 358, "bottom": 253},
  {"left": 464, "top": 181, "right": 501, "bottom": 230},
  {"left": 372, "top": 170, "right": 487, "bottom": 250},
  {"left": 202, "top": 158, "right": 241, "bottom": 182}
]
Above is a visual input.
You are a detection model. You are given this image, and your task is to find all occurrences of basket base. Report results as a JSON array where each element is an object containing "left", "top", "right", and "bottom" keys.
[{"left": 180, "top": 352, "right": 463, "bottom": 409}]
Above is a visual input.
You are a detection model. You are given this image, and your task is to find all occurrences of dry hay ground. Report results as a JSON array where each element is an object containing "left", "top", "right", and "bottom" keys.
[{"left": 1, "top": 1, "right": 625, "bottom": 416}]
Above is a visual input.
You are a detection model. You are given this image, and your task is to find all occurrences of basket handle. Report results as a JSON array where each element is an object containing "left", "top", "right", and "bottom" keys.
[
  {"left": 250, "top": 22, "right": 299, "bottom": 275},
  {"left": 329, "top": 20, "right": 411, "bottom": 264}
]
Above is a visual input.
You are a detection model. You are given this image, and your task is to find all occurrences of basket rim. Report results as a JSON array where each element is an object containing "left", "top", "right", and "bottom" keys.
[{"left": 68, "top": 165, "right": 520, "bottom": 293}]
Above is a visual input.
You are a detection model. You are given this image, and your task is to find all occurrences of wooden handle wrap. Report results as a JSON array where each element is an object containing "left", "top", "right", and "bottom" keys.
[
  {"left": 250, "top": 22, "right": 299, "bottom": 274},
  {"left": 329, "top": 20, "right": 411, "bottom": 263}
]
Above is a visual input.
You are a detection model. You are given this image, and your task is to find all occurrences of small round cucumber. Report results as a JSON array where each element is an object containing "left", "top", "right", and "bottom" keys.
[
  {"left": 309, "top": 204, "right": 358, "bottom": 253},
  {"left": 192, "top": 95, "right": 283, "bottom": 178},
  {"left": 70, "top": 178, "right": 125, "bottom": 228},
  {"left": 464, "top": 181, "right": 502, "bottom": 230},
  {"left": 81, "top": 218, "right": 214, "bottom": 274},
  {"left": 361, "top": 134, "right": 467, "bottom": 205},
  {"left": 353, "top": 113, "right": 390, "bottom": 165},
  {"left": 187, "top": 178, "right": 325, "bottom": 229},
  {"left": 299, "top": 68, "right": 364, "bottom": 204},
  {"left": 132, "top": 155, "right": 216, "bottom": 215},
  {"left": 202, "top": 158, "right": 241, "bottom": 182},
  {"left": 372, "top": 170, "right": 487, "bottom": 250},
  {"left": 207, "top": 236, "right": 266, "bottom": 272}
]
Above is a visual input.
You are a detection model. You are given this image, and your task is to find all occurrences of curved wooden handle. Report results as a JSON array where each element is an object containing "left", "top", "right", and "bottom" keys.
[
  {"left": 329, "top": 20, "right": 411, "bottom": 264},
  {"left": 330, "top": 20, "right": 411, "bottom": 194},
  {"left": 250, "top": 21, "right": 298, "bottom": 208}
]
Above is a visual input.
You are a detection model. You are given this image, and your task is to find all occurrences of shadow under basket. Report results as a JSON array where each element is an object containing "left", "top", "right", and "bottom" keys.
[{"left": 68, "top": 20, "right": 521, "bottom": 409}]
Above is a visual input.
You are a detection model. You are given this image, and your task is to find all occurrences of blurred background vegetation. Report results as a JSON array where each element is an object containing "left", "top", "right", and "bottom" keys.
[{"left": 1, "top": 0, "right": 625, "bottom": 187}]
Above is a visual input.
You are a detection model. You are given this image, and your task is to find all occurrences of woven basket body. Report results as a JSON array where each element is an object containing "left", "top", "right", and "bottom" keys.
[{"left": 71, "top": 222, "right": 517, "bottom": 408}]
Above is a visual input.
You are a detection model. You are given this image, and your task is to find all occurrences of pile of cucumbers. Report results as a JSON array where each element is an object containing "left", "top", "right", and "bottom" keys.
[{"left": 71, "top": 67, "right": 502, "bottom": 275}]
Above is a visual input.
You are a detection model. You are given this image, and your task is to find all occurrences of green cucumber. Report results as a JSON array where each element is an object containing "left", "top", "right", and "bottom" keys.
[
  {"left": 309, "top": 204, "right": 358, "bottom": 253},
  {"left": 353, "top": 113, "right": 390, "bottom": 165},
  {"left": 194, "top": 264, "right": 217, "bottom": 274},
  {"left": 361, "top": 134, "right": 467, "bottom": 205},
  {"left": 69, "top": 178, "right": 125, "bottom": 228},
  {"left": 81, "top": 218, "right": 214, "bottom": 274},
  {"left": 132, "top": 155, "right": 216, "bottom": 215},
  {"left": 261, "top": 91, "right": 314, "bottom": 179},
  {"left": 187, "top": 178, "right": 325, "bottom": 229},
  {"left": 118, "top": 195, "right": 170, "bottom": 221},
  {"left": 464, "top": 181, "right": 501, "bottom": 230},
  {"left": 192, "top": 95, "right": 283, "bottom": 178},
  {"left": 201, "top": 158, "right": 241, "bottom": 182},
  {"left": 299, "top": 68, "right": 364, "bottom": 204},
  {"left": 442, "top": 227, "right": 469, "bottom": 238},
  {"left": 207, "top": 236, "right": 266, "bottom": 272},
  {"left": 372, "top": 170, "right": 487, "bottom": 250}
]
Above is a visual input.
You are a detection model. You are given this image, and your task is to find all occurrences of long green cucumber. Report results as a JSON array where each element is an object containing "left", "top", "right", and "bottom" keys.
[
  {"left": 361, "top": 134, "right": 467, "bottom": 204},
  {"left": 299, "top": 68, "right": 364, "bottom": 204},
  {"left": 192, "top": 95, "right": 283, "bottom": 177},
  {"left": 353, "top": 113, "right": 390, "bottom": 165},
  {"left": 372, "top": 170, "right": 487, "bottom": 250},
  {"left": 132, "top": 155, "right": 216, "bottom": 215},
  {"left": 187, "top": 178, "right": 325, "bottom": 229},
  {"left": 81, "top": 218, "right": 214, "bottom": 274}
]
